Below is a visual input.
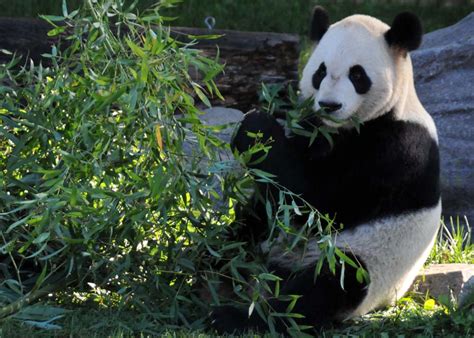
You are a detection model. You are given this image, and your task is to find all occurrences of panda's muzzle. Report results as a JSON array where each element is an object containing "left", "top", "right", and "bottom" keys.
[{"left": 318, "top": 101, "right": 342, "bottom": 113}]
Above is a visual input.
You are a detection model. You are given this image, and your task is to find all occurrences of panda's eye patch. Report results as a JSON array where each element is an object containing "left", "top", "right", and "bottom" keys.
[
  {"left": 312, "top": 62, "right": 327, "bottom": 90},
  {"left": 349, "top": 65, "right": 372, "bottom": 94}
]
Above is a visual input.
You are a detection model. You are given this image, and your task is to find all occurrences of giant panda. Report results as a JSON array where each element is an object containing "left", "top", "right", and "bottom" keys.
[{"left": 210, "top": 6, "right": 441, "bottom": 334}]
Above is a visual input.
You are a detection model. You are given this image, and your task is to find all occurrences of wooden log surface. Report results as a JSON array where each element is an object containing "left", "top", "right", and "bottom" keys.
[
  {"left": 171, "top": 27, "right": 300, "bottom": 110},
  {"left": 0, "top": 17, "right": 300, "bottom": 111},
  {"left": 0, "top": 18, "right": 59, "bottom": 65}
]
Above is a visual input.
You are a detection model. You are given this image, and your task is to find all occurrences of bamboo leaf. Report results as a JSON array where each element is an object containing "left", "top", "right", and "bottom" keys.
[
  {"left": 155, "top": 124, "right": 163, "bottom": 150},
  {"left": 192, "top": 83, "right": 211, "bottom": 107}
]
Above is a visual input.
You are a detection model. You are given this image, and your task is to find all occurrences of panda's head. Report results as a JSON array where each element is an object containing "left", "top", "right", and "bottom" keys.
[{"left": 300, "top": 7, "right": 423, "bottom": 128}]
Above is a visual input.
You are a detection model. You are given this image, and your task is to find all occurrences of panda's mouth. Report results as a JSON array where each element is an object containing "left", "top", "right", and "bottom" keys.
[
  {"left": 318, "top": 101, "right": 343, "bottom": 113},
  {"left": 321, "top": 112, "right": 363, "bottom": 130},
  {"left": 320, "top": 112, "right": 347, "bottom": 125},
  {"left": 315, "top": 101, "right": 355, "bottom": 127},
  {"left": 319, "top": 108, "right": 362, "bottom": 129},
  {"left": 321, "top": 118, "right": 346, "bottom": 129}
]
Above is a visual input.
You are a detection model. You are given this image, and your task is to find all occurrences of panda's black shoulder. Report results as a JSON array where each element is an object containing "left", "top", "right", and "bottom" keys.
[
  {"left": 357, "top": 111, "right": 440, "bottom": 216},
  {"left": 363, "top": 111, "right": 439, "bottom": 172},
  {"left": 300, "top": 111, "right": 438, "bottom": 168},
  {"left": 304, "top": 110, "right": 440, "bottom": 224}
]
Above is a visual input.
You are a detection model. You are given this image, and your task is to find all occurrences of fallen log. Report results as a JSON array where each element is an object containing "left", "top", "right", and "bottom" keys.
[
  {"left": 0, "top": 17, "right": 300, "bottom": 111},
  {"left": 0, "top": 18, "right": 64, "bottom": 66},
  {"left": 171, "top": 27, "right": 300, "bottom": 110}
]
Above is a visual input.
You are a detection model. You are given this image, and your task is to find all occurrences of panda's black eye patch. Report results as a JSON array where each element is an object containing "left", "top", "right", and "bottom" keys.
[
  {"left": 349, "top": 65, "right": 371, "bottom": 94},
  {"left": 312, "top": 62, "right": 327, "bottom": 90}
]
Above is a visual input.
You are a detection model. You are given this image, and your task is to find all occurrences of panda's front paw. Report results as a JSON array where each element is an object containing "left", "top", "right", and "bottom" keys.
[
  {"left": 210, "top": 305, "right": 252, "bottom": 334},
  {"left": 231, "top": 111, "right": 284, "bottom": 154}
]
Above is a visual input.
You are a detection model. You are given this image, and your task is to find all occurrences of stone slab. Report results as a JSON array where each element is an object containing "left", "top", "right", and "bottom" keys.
[{"left": 411, "top": 264, "right": 474, "bottom": 303}]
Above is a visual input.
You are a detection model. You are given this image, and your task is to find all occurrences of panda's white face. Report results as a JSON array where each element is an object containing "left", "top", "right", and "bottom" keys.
[{"left": 300, "top": 15, "right": 399, "bottom": 128}]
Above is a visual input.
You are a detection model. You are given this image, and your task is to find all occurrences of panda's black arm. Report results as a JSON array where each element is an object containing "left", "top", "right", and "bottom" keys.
[
  {"left": 231, "top": 111, "right": 309, "bottom": 196},
  {"left": 228, "top": 111, "right": 312, "bottom": 242}
]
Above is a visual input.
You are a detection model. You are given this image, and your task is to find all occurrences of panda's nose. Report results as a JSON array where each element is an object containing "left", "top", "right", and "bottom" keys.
[{"left": 318, "top": 101, "right": 342, "bottom": 113}]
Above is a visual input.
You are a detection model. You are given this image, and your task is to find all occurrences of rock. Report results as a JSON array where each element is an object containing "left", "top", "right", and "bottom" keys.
[
  {"left": 200, "top": 107, "right": 244, "bottom": 145},
  {"left": 182, "top": 106, "right": 244, "bottom": 163},
  {"left": 411, "top": 264, "right": 474, "bottom": 303},
  {"left": 459, "top": 275, "right": 474, "bottom": 310},
  {"left": 412, "top": 13, "right": 474, "bottom": 225}
]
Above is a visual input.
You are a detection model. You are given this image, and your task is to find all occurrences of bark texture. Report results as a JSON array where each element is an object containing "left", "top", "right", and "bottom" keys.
[
  {"left": 0, "top": 18, "right": 300, "bottom": 111},
  {"left": 171, "top": 27, "right": 300, "bottom": 110},
  {"left": 0, "top": 18, "right": 57, "bottom": 65}
]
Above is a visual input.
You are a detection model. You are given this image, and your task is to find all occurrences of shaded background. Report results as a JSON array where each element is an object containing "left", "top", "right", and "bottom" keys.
[{"left": 0, "top": 0, "right": 473, "bottom": 33}]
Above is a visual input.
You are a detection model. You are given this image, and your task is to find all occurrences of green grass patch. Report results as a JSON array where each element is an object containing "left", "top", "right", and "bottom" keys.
[
  {"left": 427, "top": 217, "right": 473, "bottom": 265},
  {"left": 1, "top": 292, "right": 473, "bottom": 337}
]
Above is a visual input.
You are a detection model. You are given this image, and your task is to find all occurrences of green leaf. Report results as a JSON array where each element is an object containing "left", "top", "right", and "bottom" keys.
[
  {"left": 335, "top": 248, "right": 358, "bottom": 269},
  {"left": 248, "top": 301, "right": 255, "bottom": 317},
  {"left": 32, "top": 232, "right": 50, "bottom": 244},
  {"left": 39, "top": 15, "right": 65, "bottom": 22},
  {"left": 96, "top": 87, "right": 127, "bottom": 110},
  {"left": 356, "top": 267, "right": 370, "bottom": 284},
  {"left": 319, "top": 127, "right": 334, "bottom": 149},
  {"left": 291, "top": 200, "right": 302, "bottom": 216},
  {"left": 285, "top": 295, "right": 302, "bottom": 313},
  {"left": 424, "top": 298, "right": 436, "bottom": 311},
  {"left": 140, "top": 58, "right": 149, "bottom": 83},
  {"left": 339, "top": 261, "right": 346, "bottom": 290},
  {"left": 47, "top": 26, "right": 65, "bottom": 37},
  {"left": 258, "top": 273, "right": 282, "bottom": 282},
  {"left": 126, "top": 38, "right": 146, "bottom": 58},
  {"left": 206, "top": 244, "right": 221, "bottom": 258},
  {"left": 192, "top": 83, "right": 211, "bottom": 107},
  {"left": 6, "top": 216, "right": 30, "bottom": 233}
]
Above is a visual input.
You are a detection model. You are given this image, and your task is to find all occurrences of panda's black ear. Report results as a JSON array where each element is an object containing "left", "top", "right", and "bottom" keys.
[
  {"left": 310, "top": 6, "right": 330, "bottom": 42},
  {"left": 385, "top": 12, "right": 423, "bottom": 51}
]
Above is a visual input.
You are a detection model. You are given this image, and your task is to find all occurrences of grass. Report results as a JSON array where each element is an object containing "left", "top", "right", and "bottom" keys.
[
  {"left": 1, "top": 0, "right": 474, "bottom": 34},
  {"left": 1, "top": 218, "right": 472, "bottom": 337},
  {"left": 0, "top": 300, "right": 473, "bottom": 337},
  {"left": 427, "top": 217, "right": 473, "bottom": 265},
  {"left": 1, "top": 293, "right": 473, "bottom": 337}
]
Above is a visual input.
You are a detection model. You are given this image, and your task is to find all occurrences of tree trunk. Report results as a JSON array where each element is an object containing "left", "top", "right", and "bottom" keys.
[
  {"left": 0, "top": 18, "right": 59, "bottom": 66},
  {"left": 171, "top": 27, "right": 300, "bottom": 111},
  {"left": 0, "top": 18, "right": 300, "bottom": 111}
]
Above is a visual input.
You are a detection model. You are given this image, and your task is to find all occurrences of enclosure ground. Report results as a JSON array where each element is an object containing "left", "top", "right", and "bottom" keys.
[{"left": 1, "top": 299, "right": 473, "bottom": 337}]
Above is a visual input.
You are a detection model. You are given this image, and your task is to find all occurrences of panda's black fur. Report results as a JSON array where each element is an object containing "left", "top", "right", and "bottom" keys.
[
  {"left": 233, "top": 110, "right": 440, "bottom": 231},
  {"left": 210, "top": 8, "right": 440, "bottom": 335}
]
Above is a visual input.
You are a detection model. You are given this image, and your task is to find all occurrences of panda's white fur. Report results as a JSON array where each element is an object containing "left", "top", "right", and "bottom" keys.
[
  {"left": 344, "top": 201, "right": 441, "bottom": 316},
  {"left": 267, "top": 202, "right": 441, "bottom": 318}
]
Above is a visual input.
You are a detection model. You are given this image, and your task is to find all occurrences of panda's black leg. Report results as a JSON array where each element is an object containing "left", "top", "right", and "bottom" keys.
[
  {"left": 210, "top": 256, "right": 368, "bottom": 334},
  {"left": 210, "top": 304, "right": 269, "bottom": 334},
  {"left": 266, "top": 259, "right": 368, "bottom": 330}
]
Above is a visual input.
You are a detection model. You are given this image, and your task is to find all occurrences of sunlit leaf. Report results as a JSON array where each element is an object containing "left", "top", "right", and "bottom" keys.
[{"left": 155, "top": 124, "right": 163, "bottom": 150}]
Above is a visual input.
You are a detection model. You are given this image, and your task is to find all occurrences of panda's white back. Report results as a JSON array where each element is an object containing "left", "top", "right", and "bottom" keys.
[{"left": 339, "top": 201, "right": 441, "bottom": 317}]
